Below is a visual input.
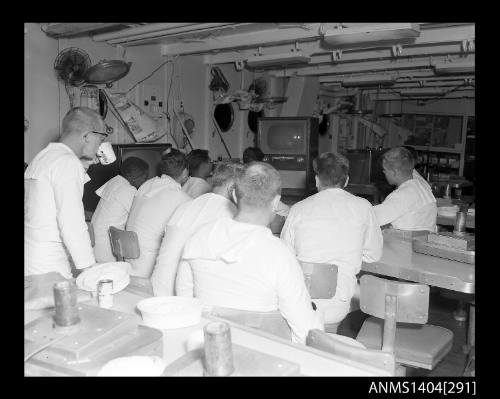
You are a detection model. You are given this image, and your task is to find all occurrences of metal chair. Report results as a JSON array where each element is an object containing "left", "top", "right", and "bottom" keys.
[
  {"left": 86, "top": 222, "right": 95, "bottom": 247},
  {"left": 108, "top": 226, "right": 152, "bottom": 297},
  {"left": 300, "top": 262, "right": 338, "bottom": 332},
  {"left": 356, "top": 274, "right": 454, "bottom": 370},
  {"left": 306, "top": 329, "right": 399, "bottom": 376}
]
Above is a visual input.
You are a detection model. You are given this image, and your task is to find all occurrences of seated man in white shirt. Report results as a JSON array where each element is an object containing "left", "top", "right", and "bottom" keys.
[
  {"left": 151, "top": 162, "right": 244, "bottom": 296},
  {"left": 176, "top": 162, "right": 323, "bottom": 344},
  {"left": 281, "top": 152, "right": 383, "bottom": 331},
  {"left": 91, "top": 157, "right": 149, "bottom": 262},
  {"left": 25, "top": 107, "right": 106, "bottom": 278},
  {"left": 182, "top": 149, "right": 212, "bottom": 198},
  {"left": 243, "top": 146, "right": 289, "bottom": 237},
  {"left": 126, "top": 149, "right": 191, "bottom": 278},
  {"left": 373, "top": 147, "right": 437, "bottom": 232}
]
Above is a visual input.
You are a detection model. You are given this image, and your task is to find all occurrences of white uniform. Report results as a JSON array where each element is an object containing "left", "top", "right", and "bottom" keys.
[
  {"left": 374, "top": 176, "right": 437, "bottom": 232},
  {"left": 280, "top": 188, "right": 383, "bottom": 324},
  {"left": 91, "top": 175, "right": 136, "bottom": 262},
  {"left": 126, "top": 175, "right": 191, "bottom": 278},
  {"left": 176, "top": 218, "right": 323, "bottom": 344},
  {"left": 151, "top": 193, "right": 237, "bottom": 296},
  {"left": 25, "top": 143, "right": 95, "bottom": 278},
  {"left": 182, "top": 176, "right": 211, "bottom": 198}
]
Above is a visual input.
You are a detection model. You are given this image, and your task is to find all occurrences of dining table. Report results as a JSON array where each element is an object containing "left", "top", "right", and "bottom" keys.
[{"left": 25, "top": 289, "right": 395, "bottom": 377}]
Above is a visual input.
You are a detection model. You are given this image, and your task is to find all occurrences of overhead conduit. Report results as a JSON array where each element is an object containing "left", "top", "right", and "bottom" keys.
[{"left": 93, "top": 23, "right": 243, "bottom": 46}]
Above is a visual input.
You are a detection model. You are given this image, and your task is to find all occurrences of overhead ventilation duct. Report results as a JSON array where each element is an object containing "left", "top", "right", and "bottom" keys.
[
  {"left": 323, "top": 23, "right": 420, "bottom": 47},
  {"left": 342, "top": 75, "right": 396, "bottom": 87},
  {"left": 433, "top": 61, "right": 475, "bottom": 75},
  {"left": 246, "top": 51, "right": 311, "bottom": 68}
]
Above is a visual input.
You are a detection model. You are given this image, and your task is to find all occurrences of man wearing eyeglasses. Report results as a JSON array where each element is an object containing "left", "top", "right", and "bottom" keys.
[{"left": 25, "top": 107, "right": 108, "bottom": 279}]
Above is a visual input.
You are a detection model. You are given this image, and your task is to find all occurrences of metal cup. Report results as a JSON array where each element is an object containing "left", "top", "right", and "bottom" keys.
[
  {"left": 203, "top": 322, "right": 235, "bottom": 376},
  {"left": 53, "top": 280, "right": 80, "bottom": 327}
]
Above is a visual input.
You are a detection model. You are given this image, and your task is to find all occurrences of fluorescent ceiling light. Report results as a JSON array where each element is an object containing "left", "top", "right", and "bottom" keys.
[
  {"left": 400, "top": 88, "right": 445, "bottom": 97},
  {"left": 245, "top": 51, "right": 311, "bottom": 68},
  {"left": 323, "top": 24, "right": 420, "bottom": 47},
  {"left": 342, "top": 75, "right": 396, "bottom": 87},
  {"left": 433, "top": 61, "right": 475, "bottom": 75}
]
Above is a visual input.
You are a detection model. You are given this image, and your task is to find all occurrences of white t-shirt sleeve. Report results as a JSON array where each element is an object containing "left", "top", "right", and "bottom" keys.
[
  {"left": 273, "top": 247, "right": 324, "bottom": 344},
  {"left": 362, "top": 206, "right": 384, "bottom": 264},
  {"left": 53, "top": 158, "right": 95, "bottom": 269},
  {"left": 280, "top": 206, "right": 297, "bottom": 254},
  {"left": 175, "top": 259, "right": 194, "bottom": 297},
  {"left": 373, "top": 188, "right": 412, "bottom": 227}
]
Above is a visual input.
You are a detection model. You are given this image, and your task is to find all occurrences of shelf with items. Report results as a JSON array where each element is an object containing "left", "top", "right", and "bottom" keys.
[{"left": 463, "top": 116, "right": 475, "bottom": 181}]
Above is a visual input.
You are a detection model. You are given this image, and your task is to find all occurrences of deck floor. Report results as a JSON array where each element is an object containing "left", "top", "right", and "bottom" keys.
[{"left": 337, "top": 290, "right": 470, "bottom": 376}]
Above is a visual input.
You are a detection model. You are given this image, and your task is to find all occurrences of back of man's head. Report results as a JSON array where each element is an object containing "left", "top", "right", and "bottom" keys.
[
  {"left": 383, "top": 147, "right": 414, "bottom": 176},
  {"left": 160, "top": 149, "right": 187, "bottom": 179},
  {"left": 211, "top": 162, "right": 245, "bottom": 190},
  {"left": 187, "top": 149, "right": 211, "bottom": 176},
  {"left": 242, "top": 147, "right": 264, "bottom": 164},
  {"left": 315, "top": 152, "right": 349, "bottom": 188},
  {"left": 121, "top": 157, "right": 149, "bottom": 180},
  {"left": 61, "top": 107, "right": 104, "bottom": 139},
  {"left": 235, "top": 162, "right": 281, "bottom": 208}
]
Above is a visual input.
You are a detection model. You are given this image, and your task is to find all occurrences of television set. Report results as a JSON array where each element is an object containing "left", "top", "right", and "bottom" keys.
[
  {"left": 83, "top": 143, "right": 170, "bottom": 212},
  {"left": 257, "top": 117, "right": 318, "bottom": 197}
]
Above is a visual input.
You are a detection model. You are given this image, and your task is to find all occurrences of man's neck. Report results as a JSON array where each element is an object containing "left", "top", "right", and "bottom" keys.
[
  {"left": 395, "top": 175, "right": 412, "bottom": 187},
  {"left": 211, "top": 185, "right": 230, "bottom": 200},
  {"left": 234, "top": 208, "right": 271, "bottom": 227},
  {"left": 318, "top": 184, "right": 343, "bottom": 192},
  {"left": 59, "top": 136, "right": 83, "bottom": 159}
]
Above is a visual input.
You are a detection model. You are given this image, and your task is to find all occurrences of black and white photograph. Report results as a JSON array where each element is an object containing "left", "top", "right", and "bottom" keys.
[{"left": 24, "top": 22, "right": 475, "bottom": 380}]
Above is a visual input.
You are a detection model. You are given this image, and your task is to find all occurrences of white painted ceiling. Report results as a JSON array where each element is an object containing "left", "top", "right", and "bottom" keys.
[{"left": 41, "top": 22, "right": 475, "bottom": 101}]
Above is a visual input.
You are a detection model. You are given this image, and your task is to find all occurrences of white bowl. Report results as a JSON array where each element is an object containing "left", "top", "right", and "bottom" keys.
[
  {"left": 137, "top": 296, "right": 203, "bottom": 330},
  {"left": 437, "top": 206, "right": 459, "bottom": 218}
]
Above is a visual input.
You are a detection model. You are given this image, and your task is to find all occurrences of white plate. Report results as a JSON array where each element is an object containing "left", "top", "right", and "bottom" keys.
[
  {"left": 76, "top": 262, "right": 131, "bottom": 293},
  {"left": 437, "top": 206, "right": 459, "bottom": 218}
]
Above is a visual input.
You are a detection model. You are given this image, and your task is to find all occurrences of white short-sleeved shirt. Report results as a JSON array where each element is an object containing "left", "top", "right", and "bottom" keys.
[
  {"left": 176, "top": 218, "right": 323, "bottom": 344},
  {"left": 151, "top": 193, "right": 237, "bottom": 296},
  {"left": 91, "top": 175, "right": 137, "bottom": 262},
  {"left": 25, "top": 143, "right": 95, "bottom": 278},
  {"left": 373, "top": 177, "right": 437, "bottom": 232},
  {"left": 182, "top": 176, "right": 212, "bottom": 198},
  {"left": 281, "top": 188, "right": 383, "bottom": 307},
  {"left": 126, "top": 175, "right": 191, "bottom": 277}
]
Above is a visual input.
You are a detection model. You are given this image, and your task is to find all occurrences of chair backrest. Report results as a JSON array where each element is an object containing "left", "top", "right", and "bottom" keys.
[
  {"left": 306, "top": 329, "right": 397, "bottom": 376},
  {"left": 300, "top": 262, "right": 338, "bottom": 299},
  {"left": 86, "top": 222, "right": 95, "bottom": 247},
  {"left": 360, "top": 274, "right": 429, "bottom": 352},
  {"left": 108, "top": 226, "right": 140, "bottom": 261}
]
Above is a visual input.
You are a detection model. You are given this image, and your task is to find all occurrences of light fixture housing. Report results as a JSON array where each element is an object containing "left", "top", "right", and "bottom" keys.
[
  {"left": 245, "top": 51, "right": 311, "bottom": 68},
  {"left": 342, "top": 75, "right": 396, "bottom": 87},
  {"left": 400, "top": 88, "right": 445, "bottom": 97},
  {"left": 433, "top": 61, "right": 475, "bottom": 75},
  {"left": 323, "top": 24, "right": 420, "bottom": 47}
]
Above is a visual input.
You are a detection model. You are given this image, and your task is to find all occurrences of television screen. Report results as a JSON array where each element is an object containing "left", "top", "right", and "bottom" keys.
[{"left": 259, "top": 120, "right": 308, "bottom": 155}]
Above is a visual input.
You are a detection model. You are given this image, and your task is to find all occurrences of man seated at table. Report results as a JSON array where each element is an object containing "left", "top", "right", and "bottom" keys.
[
  {"left": 182, "top": 149, "right": 212, "bottom": 198},
  {"left": 281, "top": 152, "right": 383, "bottom": 332},
  {"left": 151, "top": 162, "right": 244, "bottom": 296},
  {"left": 373, "top": 147, "right": 437, "bottom": 232},
  {"left": 91, "top": 157, "right": 149, "bottom": 262},
  {"left": 242, "top": 146, "right": 290, "bottom": 219},
  {"left": 125, "top": 149, "right": 191, "bottom": 278},
  {"left": 176, "top": 162, "right": 323, "bottom": 344}
]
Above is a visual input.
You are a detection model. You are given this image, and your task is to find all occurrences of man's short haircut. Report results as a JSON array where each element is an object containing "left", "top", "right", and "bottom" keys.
[
  {"left": 159, "top": 149, "right": 187, "bottom": 178},
  {"left": 61, "top": 107, "right": 103, "bottom": 137},
  {"left": 211, "top": 162, "right": 245, "bottom": 189},
  {"left": 121, "top": 157, "right": 149, "bottom": 180},
  {"left": 242, "top": 147, "right": 264, "bottom": 164},
  {"left": 315, "top": 152, "right": 349, "bottom": 188},
  {"left": 186, "top": 149, "right": 211, "bottom": 175},
  {"left": 235, "top": 162, "right": 281, "bottom": 207},
  {"left": 383, "top": 147, "right": 414, "bottom": 175},
  {"left": 402, "top": 145, "right": 418, "bottom": 165}
]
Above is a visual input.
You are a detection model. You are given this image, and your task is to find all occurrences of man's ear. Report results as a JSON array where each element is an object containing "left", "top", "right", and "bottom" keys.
[
  {"left": 271, "top": 194, "right": 281, "bottom": 212},
  {"left": 231, "top": 188, "right": 238, "bottom": 204},
  {"left": 344, "top": 175, "right": 349, "bottom": 188},
  {"left": 315, "top": 175, "right": 320, "bottom": 188}
]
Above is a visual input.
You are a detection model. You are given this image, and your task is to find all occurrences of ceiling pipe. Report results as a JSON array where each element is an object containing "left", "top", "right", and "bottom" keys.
[
  {"left": 105, "top": 23, "right": 241, "bottom": 46},
  {"left": 93, "top": 23, "right": 198, "bottom": 42}
]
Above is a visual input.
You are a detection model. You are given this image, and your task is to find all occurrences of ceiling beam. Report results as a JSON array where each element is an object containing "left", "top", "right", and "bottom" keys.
[{"left": 42, "top": 23, "right": 128, "bottom": 38}]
